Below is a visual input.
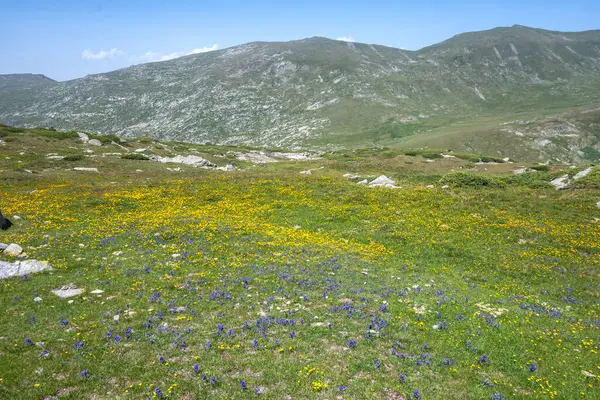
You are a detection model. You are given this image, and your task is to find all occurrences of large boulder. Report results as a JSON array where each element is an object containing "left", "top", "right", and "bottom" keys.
[
  {"left": 0, "top": 259, "right": 53, "bottom": 279},
  {"left": 550, "top": 175, "right": 570, "bottom": 190},
  {"left": 77, "top": 132, "right": 89, "bottom": 143},
  {"left": 88, "top": 139, "right": 102, "bottom": 146}
]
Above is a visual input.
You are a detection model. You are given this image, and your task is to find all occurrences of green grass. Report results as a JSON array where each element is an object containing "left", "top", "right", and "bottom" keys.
[{"left": 0, "top": 127, "right": 599, "bottom": 399}]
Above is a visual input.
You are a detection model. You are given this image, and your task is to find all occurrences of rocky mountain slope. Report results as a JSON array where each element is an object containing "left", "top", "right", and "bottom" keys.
[{"left": 1, "top": 25, "right": 600, "bottom": 162}]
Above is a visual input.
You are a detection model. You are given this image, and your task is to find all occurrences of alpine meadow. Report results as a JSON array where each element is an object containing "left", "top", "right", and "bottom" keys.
[{"left": 1, "top": 12, "right": 600, "bottom": 400}]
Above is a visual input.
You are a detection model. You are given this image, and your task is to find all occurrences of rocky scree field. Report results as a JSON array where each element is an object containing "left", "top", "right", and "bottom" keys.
[{"left": 0, "top": 126, "right": 599, "bottom": 399}]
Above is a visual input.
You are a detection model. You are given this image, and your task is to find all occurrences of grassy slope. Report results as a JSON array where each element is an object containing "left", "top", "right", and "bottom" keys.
[{"left": 0, "top": 128, "right": 599, "bottom": 399}]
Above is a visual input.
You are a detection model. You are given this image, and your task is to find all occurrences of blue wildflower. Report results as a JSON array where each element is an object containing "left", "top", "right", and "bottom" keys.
[
  {"left": 529, "top": 363, "right": 537, "bottom": 372},
  {"left": 347, "top": 340, "right": 357, "bottom": 348},
  {"left": 414, "top": 390, "right": 420, "bottom": 399},
  {"left": 81, "top": 369, "right": 89, "bottom": 378},
  {"left": 193, "top": 363, "right": 199, "bottom": 373},
  {"left": 241, "top": 381, "right": 247, "bottom": 390}
]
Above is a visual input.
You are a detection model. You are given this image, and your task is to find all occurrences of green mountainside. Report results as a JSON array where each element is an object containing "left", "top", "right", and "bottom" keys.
[{"left": 1, "top": 25, "right": 600, "bottom": 162}]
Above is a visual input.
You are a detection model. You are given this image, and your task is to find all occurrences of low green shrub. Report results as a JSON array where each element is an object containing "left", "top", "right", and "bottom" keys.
[{"left": 122, "top": 153, "right": 149, "bottom": 161}]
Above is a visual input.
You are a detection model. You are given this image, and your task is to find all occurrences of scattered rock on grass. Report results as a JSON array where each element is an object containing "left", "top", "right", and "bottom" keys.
[
  {"left": 573, "top": 167, "right": 593, "bottom": 180},
  {"left": 73, "top": 167, "right": 99, "bottom": 172},
  {"left": 368, "top": 175, "right": 401, "bottom": 189},
  {"left": 300, "top": 170, "right": 312, "bottom": 175},
  {"left": 88, "top": 139, "right": 102, "bottom": 146},
  {"left": 550, "top": 175, "right": 570, "bottom": 190},
  {"left": 52, "top": 284, "right": 84, "bottom": 298},
  {"left": 3, "top": 243, "right": 23, "bottom": 257}
]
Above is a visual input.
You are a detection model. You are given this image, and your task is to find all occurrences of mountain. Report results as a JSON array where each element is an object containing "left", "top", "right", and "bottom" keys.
[
  {"left": 1, "top": 25, "right": 600, "bottom": 162},
  {"left": 0, "top": 74, "right": 56, "bottom": 94}
]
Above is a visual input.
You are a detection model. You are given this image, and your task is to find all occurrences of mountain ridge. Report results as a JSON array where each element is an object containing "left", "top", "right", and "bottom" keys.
[{"left": 1, "top": 25, "right": 600, "bottom": 162}]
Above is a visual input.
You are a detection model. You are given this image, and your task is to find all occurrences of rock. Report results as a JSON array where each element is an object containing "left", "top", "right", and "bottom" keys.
[
  {"left": 135, "top": 148, "right": 147, "bottom": 153},
  {"left": 88, "top": 139, "right": 102, "bottom": 146},
  {"left": 503, "top": 157, "right": 511, "bottom": 162},
  {"left": 77, "top": 132, "right": 89, "bottom": 143},
  {"left": 368, "top": 175, "right": 400, "bottom": 189},
  {"left": 152, "top": 155, "right": 216, "bottom": 168},
  {"left": 3, "top": 243, "right": 23, "bottom": 257},
  {"left": 550, "top": 175, "right": 570, "bottom": 190},
  {"left": 73, "top": 167, "right": 99, "bottom": 172},
  {"left": 441, "top": 154, "right": 455, "bottom": 159},
  {"left": 343, "top": 173, "right": 360, "bottom": 179},
  {"left": 0, "top": 243, "right": 8, "bottom": 250},
  {"left": 0, "top": 259, "right": 53, "bottom": 279},
  {"left": 357, "top": 179, "right": 368, "bottom": 185},
  {"left": 13, "top": 215, "right": 21, "bottom": 220},
  {"left": 513, "top": 168, "right": 532, "bottom": 175},
  {"left": 573, "top": 167, "right": 593, "bottom": 181},
  {"left": 425, "top": 185, "right": 434, "bottom": 189},
  {"left": 33, "top": 297, "right": 43, "bottom": 302},
  {"left": 52, "top": 284, "right": 84, "bottom": 298},
  {"left": 299, "top": 170, "right": 312, "bottom": 175},
  {"left": 90, "top": 289, "right": 104, "bottom": 294},
  {"left": 596, "top": 201, "right": 600, "bottom": 210},
  {"left": 442, "top": 185, "right": 449, "bottom": 189},
  {"left": 47, "top": 155, "right": 65, "bottom": 160}
]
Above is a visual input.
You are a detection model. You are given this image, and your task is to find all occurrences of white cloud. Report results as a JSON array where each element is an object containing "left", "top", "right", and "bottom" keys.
[
  {"left": 336, "top": 36, "right": 354, "bottom": 42},
  {"left": 81, "top": 48, "right": 123, "bottom": 60},
  {"left": 189, "top": 44, "right": 218, "bottom": 54},
  {"left": 130, "top": 45, "right": 219, "bottom": 64}
]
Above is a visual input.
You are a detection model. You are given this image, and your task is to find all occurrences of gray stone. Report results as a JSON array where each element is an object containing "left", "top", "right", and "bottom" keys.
[
  {"left": 4, "top": 243, "right": 23, "bottom": 257},
  {"left": 33, "top": 296, "right": 43, "bottom": 302},
  {"left": 550, "top": 175, "right": 570, "bottom": 190},
  {"left": 88, "top": 139, "right": 102, "bottom": 146},
  {"left": 368, "top": 175, "right": 400, "bottom": 189},
  {"left": 52, "top": 284, "right": 84, "bottom": 298},
  {"left": 0, "top": 243, "right": 8, "bottom": 251},
  {"left": 77, "top": 132, "right": 89, "bottom": 143},
  {"left": 596, "top": 201, "right": 600, "bottom": 210},
  {"left": 299, "top": 170, "right": 312, "bottom": 175},
  {"left": 73, "top": 167, "right": 99, "bottom": 172},
  {"left": 0, "top": 259, "right": 53, "bottom": 279},
  {"left": 573, "top": 167, "right": 593, "bottom": 181}
]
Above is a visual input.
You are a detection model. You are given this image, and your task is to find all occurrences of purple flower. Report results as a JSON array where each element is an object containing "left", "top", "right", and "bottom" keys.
[
  {"left": 202, "top": 374, "right": 208, "bottom": 381},
  {"left": 338, "top": 385, "right": 347, "bottom": 393},
  {"left": 25, "top": 338, "right": 32, "bottom": 345},
  {"left": 290, "top": 330, "right": 296, "bottom": 339},
  {"left": 491, "top": 393, "right": 505, "bottom": 400},
  {"left": 479, "top": 354, "right": 489, "bottom": 364},
  {"left": 252, "top": 339, "right": 259, "bottom": 348},
  {"left": 347, "top": 340, "right": 357, "bottom": 349},
  {"left": 193, "top": 363, "right": 199, "bottom": 373},
  {"left": 399, "top": 374, "right": 406, "bottom": 383},
  {"left": 81, "top": 369, "right": 89, "bottom": 378},
  {"left": 210, "top": 376, "right": 217, "bottom": 385},
  {"left": 414, "top": 390, "right": 420, "bottom": 399},
  {"left": 154, "top": 387, "right": 163, "bottom": 398},
  {"left": 113, "top": 335, "right": 122, "bottom": 343},
  {"left": 240, "top": 381, "right": 247, "bottom": 390},
  {"left": 529, "top": 363, "right": 537, "bottom": 372},
  {"left": 39, "top": 350, "right": 49, "bottom": 357},
  {"left": 380, "top": 303, "right": 388, "bottom": 312},
  {"left": 374, "top": 359, "right": 381, "bottom": 369},
  {"left": 254, "top": 387, "right": 262, "bottom": 395},
  {"left": 159, "top": 356, "right": 165, "bottom": 363}
]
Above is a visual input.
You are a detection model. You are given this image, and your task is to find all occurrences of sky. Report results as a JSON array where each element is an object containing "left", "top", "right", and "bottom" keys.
[{"left": 2, "top": 0, "right": 600, "bottom": 81}]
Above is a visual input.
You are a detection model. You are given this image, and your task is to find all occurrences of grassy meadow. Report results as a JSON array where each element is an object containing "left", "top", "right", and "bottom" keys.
[{"left": 0, "top": 127, "right": 599, "bottom": 399}]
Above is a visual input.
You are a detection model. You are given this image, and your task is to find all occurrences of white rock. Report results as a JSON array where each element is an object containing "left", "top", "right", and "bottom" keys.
[
  {"left": 113, "top": 315, "right": 120, "bottom": 322},
  {"left": 441, "top": 154, "right": 455, "bottom": 159},
  {"left": 503, "top": 157, "right": 511, "bottom": 162},
  {"left": 357, "top": 179, "right": 368, "bottom": 185},
  {"left": 0, "top": 243, "right": 8, "bottom": 250},
  {"left": 425, "top": 185, "right": 434, "bottom": 189},
  {"left": 343, "top": 173, "right": 360, "bottom": 179},
  {"left": 153, "top": 155, "right": 216, "bottom": 168},
  {"left": 513, "top": 168, "right": 530, "bottom": 175},
  {"left": 90, "top": 289, "right": 104, "bottom": 294},
  {"left": 550, "top": 175, "right": 570, "bottom": 190},
  {"left": 369, "top": 175, "right": 400, "bottom": 189},
  {"left": 3, "top": 243, "right": 23, "bottom": 257},
  {"left": 0, "top": 259, "right": 53, "bottom": 279},
  {"left": 88, "top": 139, "right": 102, "bottom": 146},
  {"left": 573, "top": 167, "right": 593, "bottom": 181},
  {"left": 52, "top": 284, "right": 84, "bottom": 298},
  {"left": 77, "top": 132, "right": 89, "bottom": 143},
  {"left": 596, "top": 201, "right": 600, "bottom": 210},
  {"left": 442, "top": 185, "right": 449, "bottom": 189},
  {"left": 299, "top": 170, "right": 312, "bottom": 175},
  {"left": 73, "top": 167, "right": 99, "bottom": 172},
  {"left": 33, "top": 297, "right": 43, "bottom": 302},
  {"left": 47, "top": 155, "right": 65, "bottom": 160},
  {"left": 135, "top": 148, "right": 147, "bottom": 153}
]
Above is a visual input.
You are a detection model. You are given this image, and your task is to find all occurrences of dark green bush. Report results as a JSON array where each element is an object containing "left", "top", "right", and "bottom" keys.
[
  {"left": 122, "top": 153, "right": 149, "bottom": 161},
  {"left": 63, "top": 154, "right": 84, "bottom": 161},
  {"left": 439, "top": 172, "right": 503, "bottom": 188},
  {"left": 530, "top": 165, "right": 550, "bottom": 172}
]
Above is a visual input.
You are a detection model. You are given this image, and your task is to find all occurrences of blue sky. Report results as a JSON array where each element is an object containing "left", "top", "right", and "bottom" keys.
[{"left": 2, "top": 0, "right": 599, "bottom": 81}]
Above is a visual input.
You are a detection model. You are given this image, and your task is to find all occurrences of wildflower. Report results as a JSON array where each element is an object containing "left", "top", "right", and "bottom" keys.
[
  {"left": 254, "top": 387, "right": 262, "bottom": 394},
  {"left": 290, "top": 330, "right": 296, "bottom": 339},
  {"left": 347, "top": 340, "right": 357, "bottom": 348},
  {"left": 339, "top": 385, "right": 347, "bottom": 392},
  {"left": 193, "top": 363, "right": 199, "bottom": 373},
  {"left": 154, "top": 387, "right": 163, "bottom": 398},
  {"left": 380, "top": 303, "right": 388, "bottom": 312},
  {"left": 25, "top": 338, "right": 32, "bottom": 345},
  {"left": 241, "top": 381, "right": 247, "bottom": 390},
  {"left": 529, "top": 363, "right": 537, "bottom": 372},
  {"left": 39, "top": 350, "right": 49, "bottom": 357},
  {"left": 374, "top": 359, "right": 381, "bottom": 369},
  {"left": 399, "top": 374, "right": 406, "bottom": 383},
  {"left": 81, "top": 369, "right": 89, "bottom": 378},
  {"left": 210, "top": 376, "right": 217, "bottom": 385},
  {"left": 414, "top": 390, "right": 420, "bottom": 399},
  {"left": 491, "top": 393, "right": 505, "bottom": 400},
  {"left": 159, "top": 356, "right": 165, "bottom": 363}
]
